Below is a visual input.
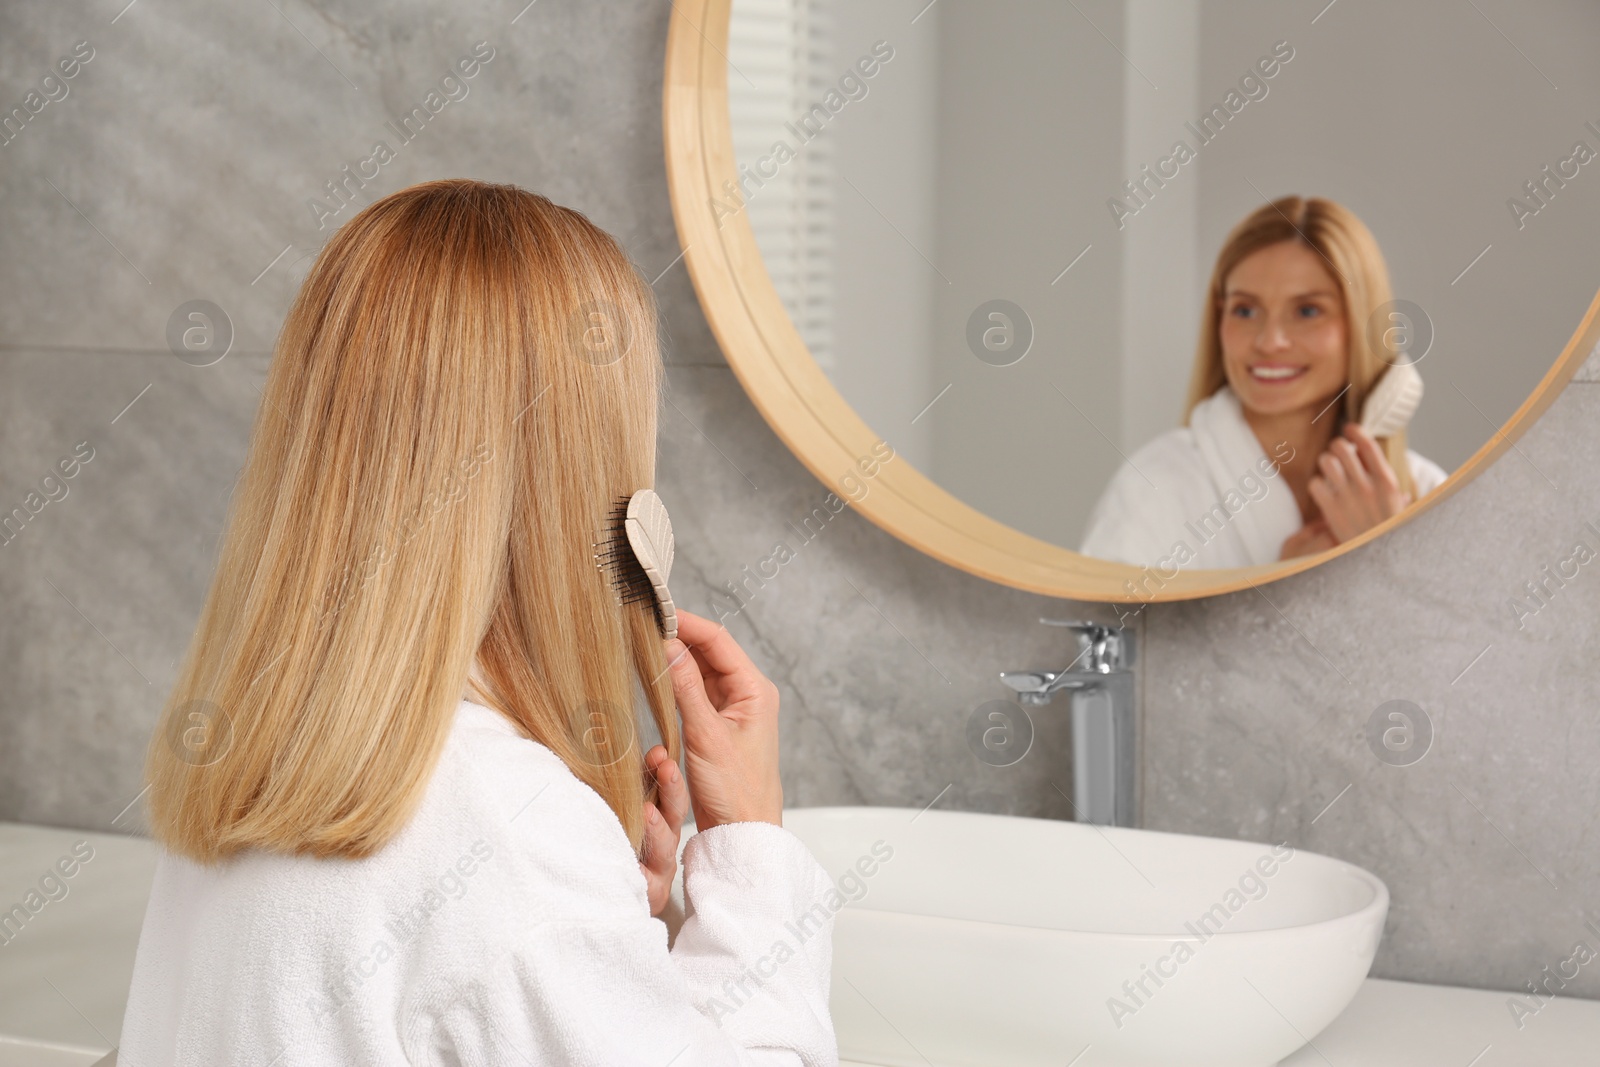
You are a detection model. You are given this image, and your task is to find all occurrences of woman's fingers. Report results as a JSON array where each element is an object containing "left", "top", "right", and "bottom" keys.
[
  {"left": 1312, "top": 454, "right": 1354, "bottom": 536},
  {"left": 1279, "top": 523, "right": 1317, "bottom": 559},
  {"left": 667, "top": 609, "right": 770, "bottom": 717},
  {"left": 1345, "top": 423, "right": 1407, "bottom": 511},
  {"left": 641, "top": 800, "right": 670, "bottom": 866},
  {"left": 1310, "top": 470, "right": 1368, "bottom": 543},
  {"left": 1318, "top": 448, "right": 1350, "bottom": 491},
  {"left": 663, "top": 638, "right": 724, "bottom": 736},
  {"left": 1344, "top": 424, "right": 1392, "bottom": 482},
  {"left": 640, "top": 745, "right": 686, "bottom": 917},
  {"left": 1280, "top": 518, "right": 1338, "bottom": 559},
  {"left": 1307, "top": 474, "right": 1335, "bottom": 521},
  {"left": 638, "top": 800, "right": 676, "bottom": 915},
  {"left": 646, "top": 744, "right": 689, "bottom": 831},
  {"left": 1331, "top": 438, "right": 1372, "bottom": 493},
  {"left": 1311, "top": 425, "right": 1415, "bottom": 543},
  {"left": 660, "top": 614, "right": 785, "bottom": 831},
  {"left": 1330, "top": 439, "right": 1378, "bottom": 526},
  {"left": 674, "top": 609, "right": 763, "bottom": 688}
]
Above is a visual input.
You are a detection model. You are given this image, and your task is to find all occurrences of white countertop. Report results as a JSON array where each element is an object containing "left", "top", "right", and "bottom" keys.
[
  {"left": 0, "top": 822, "right": 153, "bottom": 1067},
  {"left": 2, "top": 820, "right": 1595, "bottom": 1066},
  {"left": 838, "top": 976, "right": 1600, "bottom": 1065},
  {"left": 1275, "top": 976, "right": 1600, "bottom": 1065}
]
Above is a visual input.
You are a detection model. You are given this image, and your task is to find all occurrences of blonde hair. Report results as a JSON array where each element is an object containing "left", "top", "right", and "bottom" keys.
[
  {"left": 145, "top": 179, "right": 679, "bottom": 864},
  {"left": 1183, "top": 195, "right": 1415, "bottom": 500}
]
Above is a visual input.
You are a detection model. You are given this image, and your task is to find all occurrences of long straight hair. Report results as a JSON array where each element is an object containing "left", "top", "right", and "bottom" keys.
[
  {"left": 1183, "top": 195, "right": 1415, "bottom": 500},
  {"left": 145, "top": 179, "right": 679, "bottom": 863}
]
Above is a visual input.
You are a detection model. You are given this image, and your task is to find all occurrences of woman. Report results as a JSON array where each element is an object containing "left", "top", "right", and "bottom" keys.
[
  {"left": 1080, "top": 195, "right": 1446, "bottom": 568},
  {"left": 121, "top": 180, "right": 837, "bottom": 1064}
]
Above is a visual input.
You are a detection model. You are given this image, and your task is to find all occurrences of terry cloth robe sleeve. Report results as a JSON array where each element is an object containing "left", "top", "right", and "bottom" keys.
[
  {"left": 118, "top": 699, "right": 840, "bottom": 1067},
  {"left": 405, "top": 778, "right": 840, "bottom": 1066}
]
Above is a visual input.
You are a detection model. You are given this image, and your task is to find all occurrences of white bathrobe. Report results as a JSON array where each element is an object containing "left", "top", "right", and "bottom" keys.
[
  {"left": 1079, "top": 386, "right": 1448, "bottom": 569},
  {"left": 119, "top": 694, "right": 839, "bottom": 1065}
]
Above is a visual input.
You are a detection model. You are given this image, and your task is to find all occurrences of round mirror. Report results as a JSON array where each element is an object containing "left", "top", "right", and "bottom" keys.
[{"left": 665, "top": 0, "right": 1600, "bottom": 602}]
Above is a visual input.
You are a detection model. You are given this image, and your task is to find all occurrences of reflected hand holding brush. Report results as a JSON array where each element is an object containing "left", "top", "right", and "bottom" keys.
[
  {"left": 1306, "top": 421, "right": 1413, "bottom": 544},
  {"left": 1288, "top": 362, "right": 1425, "bottom": 555}
]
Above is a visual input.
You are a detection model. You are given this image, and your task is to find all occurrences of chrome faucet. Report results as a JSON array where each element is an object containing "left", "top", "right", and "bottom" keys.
[{"left": 1000, "top": 619, "right": 1138, "bottom": 827}]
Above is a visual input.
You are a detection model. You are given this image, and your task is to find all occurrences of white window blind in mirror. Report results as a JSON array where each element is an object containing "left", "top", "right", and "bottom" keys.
[{"left": 727, "top": 0, "right": 834, "bottom": 368}]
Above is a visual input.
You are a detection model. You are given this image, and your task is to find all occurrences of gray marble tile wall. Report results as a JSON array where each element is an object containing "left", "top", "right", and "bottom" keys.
[
  {"left": 1144, "top": 354, "right": 1600, "bottom": 999},
  {"left": 1, "top": 0, "right": 1595, "bottom": 1002}
]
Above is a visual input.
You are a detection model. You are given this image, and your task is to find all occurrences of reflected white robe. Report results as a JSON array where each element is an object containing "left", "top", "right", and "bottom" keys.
[{"left": 1079, "top": 387, "right": 1447, "bottom": 570}]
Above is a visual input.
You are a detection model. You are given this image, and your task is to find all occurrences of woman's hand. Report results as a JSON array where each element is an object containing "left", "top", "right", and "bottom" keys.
[
  {"left": 1306, "top": 423, "right": 1410, "bottom": 544},
  {"left": 638, "top": 744, "right": 689, "bottom": 917},
  {"left": 662, "top": 608, "right": 784, "bottom": 832},
  {"left": 1279, "top": 517, "right": 1338, "bottom": 560}
]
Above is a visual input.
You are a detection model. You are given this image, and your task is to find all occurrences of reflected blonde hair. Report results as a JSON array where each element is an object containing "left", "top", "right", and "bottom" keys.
[
  {"left": 145, "top": 179, "right": 679, "bottom": 864},
  {"left": 1183, "top": 195, "right": 1415, "bottom": 500}
]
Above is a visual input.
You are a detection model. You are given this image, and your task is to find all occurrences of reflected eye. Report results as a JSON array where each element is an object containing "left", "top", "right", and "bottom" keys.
[
  {"left": 1229, "top": 304, "right": 1256, "bottom": 319},
  {"left": 1297, "top": 304, "right": 1322, "bottom": 319}
]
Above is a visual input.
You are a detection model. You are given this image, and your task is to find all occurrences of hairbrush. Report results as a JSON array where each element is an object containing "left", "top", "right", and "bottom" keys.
[
  {"left": 1359, "top": 359, "right": 1424, "bottom": 438},
  {"left": 594, "top": 488, "right": 679, "bottom": 640}
]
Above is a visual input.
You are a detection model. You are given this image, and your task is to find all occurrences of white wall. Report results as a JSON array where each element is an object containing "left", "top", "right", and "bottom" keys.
[
  {"left": 1195, "top": 0, "right": 1600, "bottom": 472},
  {"left": 826, "top": 0, "right": 939, "bottom": 473},
  {"left": 1120, "top": 0, "right": 1202, "bottom": 451},
  {"left": 926, "top": 0, "right": 1127, "bottom": 548}
]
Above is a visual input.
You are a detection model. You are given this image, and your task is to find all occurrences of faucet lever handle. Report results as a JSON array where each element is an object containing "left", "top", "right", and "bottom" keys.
[
  {"left": 1039, "top": 617, "right": 1115, "bottom": 636},
  {"left": 1037, "top": 618, "right": 1133, "bottom": 672}
]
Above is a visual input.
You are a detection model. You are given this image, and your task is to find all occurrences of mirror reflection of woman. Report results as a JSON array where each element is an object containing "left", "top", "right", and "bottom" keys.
[{"left": 1080, "top": 195, "right": 1447, "bottom": 568}]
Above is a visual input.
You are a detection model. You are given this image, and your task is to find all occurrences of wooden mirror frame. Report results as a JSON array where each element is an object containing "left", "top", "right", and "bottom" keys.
[{"left": 662, "top": 0, "right": 1600, "bottom": 604}]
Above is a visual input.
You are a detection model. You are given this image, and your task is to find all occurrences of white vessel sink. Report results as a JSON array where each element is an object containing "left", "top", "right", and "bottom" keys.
[
  {"left": 777, "top": 806, "right": 1387, "bottom": 1067},
  {"left": 9, "top": 815, "right": 1599, "bottom": 1065}
]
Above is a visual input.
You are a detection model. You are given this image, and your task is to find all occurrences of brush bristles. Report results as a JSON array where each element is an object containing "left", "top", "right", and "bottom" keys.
[{"left": 593, "top": 495, "right": 668, "bottom": 634}]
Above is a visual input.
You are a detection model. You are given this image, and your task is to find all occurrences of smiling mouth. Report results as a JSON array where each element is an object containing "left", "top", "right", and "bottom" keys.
[{"left": 1247, "top": 364, "right": 1308, "bottom": 383}]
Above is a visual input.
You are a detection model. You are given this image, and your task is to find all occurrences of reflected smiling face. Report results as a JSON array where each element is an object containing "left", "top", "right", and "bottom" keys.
[{"left": 1218, "top": 240, "right": 1349, "bottom": 420}]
